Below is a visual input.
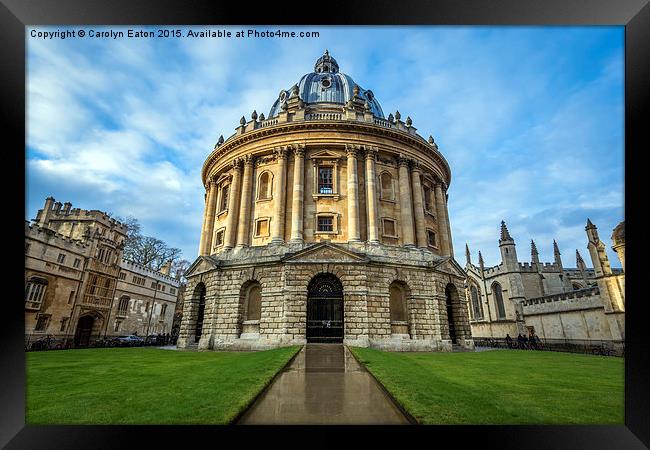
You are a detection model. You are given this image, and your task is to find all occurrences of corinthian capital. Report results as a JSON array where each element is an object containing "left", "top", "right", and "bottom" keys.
[
  {"left": 411, "top": 159, "right": 422, "bottom": 172},
  {"left": 397, "top": 154, "right": 411, "bottom": 168},
  {"left": 345, "top": 144, "right": 359, "bottom": 159},
  {"left": 365, "top": 146, "right": 378, "bottom": 161},
  {"left": 275, "top": 146, "right": 289, "bottom": 160},
  {"left": 243, "top": 154, "right": 255, "bottom": 166},
  {"left": 293, "top": 145, "right": 305, "bottom": 158}
]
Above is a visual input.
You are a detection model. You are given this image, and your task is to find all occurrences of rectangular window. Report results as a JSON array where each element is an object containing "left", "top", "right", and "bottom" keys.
[
  {"left": 73, "top": 258, "right": 81, "bottom": 268},
  {"left": 114, "top": 320, "right": 122, "bottom": 332},
  {"left": 383, "top": 219, "right": 397, "bottom": 237},
  {"left": 68, "top": 290, "right": 75, "bottom": 304},
  {"left": 170, "top": 288, "right": 176, "bottom": 295},
  {"left": 57, "top": 253, "right": 66, "bottom": 264},
  {"left": 427, "top": 230, "right": 437, "bottom": 247},
  {"left": 151, "top": 281, "right": 157, "bottom": 289},
  {"left": 424, "top": 186, "right": 432, "bottom": 212},
  {"left": 162, "top": 285, "right": 166, "bottom": 292},
  {"left": 318, "top": 167, "right": 333, "bottom": 194},
  {"left": 220, "top": 185, "right": 229, "bottom": 212},
  {"left": 255, "top": 219, "right": 269, "bottom": 237},
  {"left": 35, "top": 315, "right": 50, "bottom": 331},
  {"left": 215, "top": 229, "right": 224, "bottom": 247},
  {"left": 317, "top": 216, "right": 334, "bottom": 232},
  {"left": 119, "top": 272, "right": 126, "bottom": 280},
  {"left": 60, "top": 317, "right": 69, "bottom": 332}
]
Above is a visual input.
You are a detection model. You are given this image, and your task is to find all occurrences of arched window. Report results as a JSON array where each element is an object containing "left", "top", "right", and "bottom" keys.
[
  {"left": 117, "top": 296, "right": 130, "bottom": 316},
  {"left": 25, "top": 277, "right": 48, "bottom": 310},
  {"left": 492, "top": 282, "right": 506, "bottom": 319},
  {"left": 470, "top": 285, "right": 482, "bottom": 319},
  {"left": 257, "top": 171, "right": 272, "bottom": 200},
  {"left": 245, "top": 283, "right": 262, "bottom": 321},
  {"left": 380, "top": 172, "right": 394, "bottom": 201}
]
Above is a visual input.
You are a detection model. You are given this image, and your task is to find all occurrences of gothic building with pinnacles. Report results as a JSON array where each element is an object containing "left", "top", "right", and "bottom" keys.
[
  {"left": 178, "top": 51, "right": 473, "bottom": 352},
  {"left": 464, "top": 220, "right": 625, "bottom": 352}
]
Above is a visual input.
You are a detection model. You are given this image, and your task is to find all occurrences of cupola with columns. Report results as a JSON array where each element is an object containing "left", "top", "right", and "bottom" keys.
[{"left": 198, "top": 51, "right": 454, "bottom": 258}]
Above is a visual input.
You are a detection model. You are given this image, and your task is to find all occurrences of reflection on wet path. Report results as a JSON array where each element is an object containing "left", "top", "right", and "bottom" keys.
[{"left": 237, "top": 344, "right": 410, "bottom": 424}]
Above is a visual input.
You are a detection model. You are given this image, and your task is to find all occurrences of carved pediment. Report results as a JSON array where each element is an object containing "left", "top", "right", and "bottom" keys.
[
  {"left": 310, "top": 149, "right": 342, "bottom": 161},
  {"left": 433, "top": 257, "right": 467, "bottom": 278},
  {"left": 184, "top": 256, "right": 219, "bottom": 278},
  {"left": 282, "top": 243, "right": 368, "bottom": 264}
]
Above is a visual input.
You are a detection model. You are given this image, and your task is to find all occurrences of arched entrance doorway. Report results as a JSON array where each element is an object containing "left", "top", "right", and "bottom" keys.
[
  {"left": 74, "top": 315, "right": 95, "bottom": 347},
  {"left": 307, "top": 273, "right": 344, "bottom": 343},
  {"left": 445, "top": 284, "right": 458, "bottom": 344}
]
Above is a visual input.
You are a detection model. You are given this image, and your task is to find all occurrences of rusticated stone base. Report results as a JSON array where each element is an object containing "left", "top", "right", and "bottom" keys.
[{"left": 178, "top": 242, "right": 474, "bottom": 352}]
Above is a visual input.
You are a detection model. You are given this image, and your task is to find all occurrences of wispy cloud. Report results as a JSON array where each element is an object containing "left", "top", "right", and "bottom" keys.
[{"left": 26, "top": 26, "right": 624, "bottom": 265}]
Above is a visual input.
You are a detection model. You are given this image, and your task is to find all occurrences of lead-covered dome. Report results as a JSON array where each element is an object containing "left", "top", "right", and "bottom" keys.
[{"left": 268, "top": 50, "right": 385, "bottom": 118}]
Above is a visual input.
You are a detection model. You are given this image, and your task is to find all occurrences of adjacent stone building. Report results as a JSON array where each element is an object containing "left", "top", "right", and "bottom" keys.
[
  {"left": 464, "top": 220, "right": 625, "bottom": 349},
  {"left": 178, "top": 51, "right": 474, "bottom": 352},
  {"left": 25, "top": 197, "right": 180, "bottom": 347}
]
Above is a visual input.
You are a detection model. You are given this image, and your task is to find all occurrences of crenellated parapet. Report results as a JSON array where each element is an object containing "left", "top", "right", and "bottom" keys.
[
  {"left": 26, "top": 220, "right": 91, "bottom": 254},
  {"left": 119, "top": 259, "right": 182, "bottom": 286}
]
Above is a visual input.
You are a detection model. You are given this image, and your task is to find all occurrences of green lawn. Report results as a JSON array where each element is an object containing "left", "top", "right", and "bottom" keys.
[
  {"left": 349, "top": 347, "right": 624, "bottom": 425},
  {"left": 27, "top": 346, "right": 301, "bottom": 424}
]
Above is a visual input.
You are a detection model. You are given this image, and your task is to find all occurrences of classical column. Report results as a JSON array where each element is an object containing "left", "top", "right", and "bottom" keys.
[
  {"left": 236, "top": 155, "right": 255, "bottom": 247},
  {"left": 290, "top": 145, "right": 305, "bottom": 243},
  {"left": 434, "top": 181, "right": 451, "bottom": 256},
  {"left": 397, "top": 155, "right": 415, "bottom": 246},
  {"left": 444, "top": 187, "right": 455, "bottom": 257},
  {"left": 346, "top": 144, "right": 361, "bottom": 242},
  {"left": 364, "top": 146, "right": 379, "bottom": 243},
  {"left": 223, "top": 159, "right": 243, "bottom": 249},
  {"left": 410, "top": 162, "right": 427, "bottom": 248},
  {"left": 271, "top": 147, "right": 289, "bottom": 243},
  {"left": 199, "top": 178, "right": 219, "bottom": 255},
  {"left": 197, "top": 185, "right": 210, "bottom": 255}
]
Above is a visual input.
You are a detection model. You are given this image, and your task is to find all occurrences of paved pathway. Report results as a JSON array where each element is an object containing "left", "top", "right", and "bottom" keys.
[{"left": 237, "top": 344, "right": 410, "bottom": 425}]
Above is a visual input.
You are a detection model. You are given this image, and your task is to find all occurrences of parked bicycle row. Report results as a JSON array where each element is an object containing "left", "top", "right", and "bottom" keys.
[
  {"left": 474, "top": 335, "right": 624, "bottom": 357},
  {"left": 25, "top": 333, "right": 179, "bottom": 351}
]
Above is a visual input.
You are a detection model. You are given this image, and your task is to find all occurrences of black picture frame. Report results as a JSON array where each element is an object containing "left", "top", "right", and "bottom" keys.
[{"left": 2, "top": 0, "right": 647, "bottom": 448}]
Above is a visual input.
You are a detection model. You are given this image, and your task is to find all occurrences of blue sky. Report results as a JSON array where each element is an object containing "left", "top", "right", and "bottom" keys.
[{"left": 26, "top": 26, "right": 624, "bottom": 268}]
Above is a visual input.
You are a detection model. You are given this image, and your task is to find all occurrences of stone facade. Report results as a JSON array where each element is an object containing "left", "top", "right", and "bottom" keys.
[
  {"left": 464, "top": 220, "right": 625, "bottom": 347},
  {"left": 25, "top": 197, "right": 181, "bottom": 347},
  {"left": 178, "top": 51, "right": 474, "bottom": 352}
]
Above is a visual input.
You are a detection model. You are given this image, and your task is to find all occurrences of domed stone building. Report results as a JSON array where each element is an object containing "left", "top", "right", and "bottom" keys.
[{"left": 177, "top": 51, "right": 474, "bottom": 351}]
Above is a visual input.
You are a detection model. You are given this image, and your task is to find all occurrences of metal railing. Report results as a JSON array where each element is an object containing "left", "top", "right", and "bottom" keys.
[{"left": 473, "top": 336, "right": 624, "bottom": 357}]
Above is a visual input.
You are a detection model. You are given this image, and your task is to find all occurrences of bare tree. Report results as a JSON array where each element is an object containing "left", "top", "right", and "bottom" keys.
[
  {"left": 115, "top": 216, "right": 182, "bottom": 271},
  {"left": 171, "top": 259, "right": 191, "bottom": 282}
]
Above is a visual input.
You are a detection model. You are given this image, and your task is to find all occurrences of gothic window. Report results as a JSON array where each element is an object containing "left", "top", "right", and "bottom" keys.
[
  {"left": 161, "top": 303, "right": 168, "bottom": 317},
  {"left": 119, "top": 272, "right": 126, "bottom": 280},
  {"left": 470, "top": 285, "right": 483, "bottom": 319},
  {"left": 25, "top": 277, "right": 48, "bottom": 310},
  {"left": 73, "top": 258, "right": 81, "bottom": 268},
  {"left": 380, "top": 172, "right": 394, "bottom": 201},
  {"left": 60, "top": 317, "right": 69, "bottom": 332},
  {"left": 117, "top": 296, "right": 129, "bottom": 316},
  {"left": 492, "top": 282, "right": 506, "bottom": 319},
  {"left": 257, "top": 171, "right": 272, "bottom": 200},
  {"left": 57, "top": 253, "right": 66, "bottom": 264},
  {"left": 318, "top": 166, "right": 333, "bottom": 194},
  {"left": 114, "top": 320, "right": 122, "bottom": 332},
  {"left": 35, "top": 314, "right": 51, "bottom": 331}
]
